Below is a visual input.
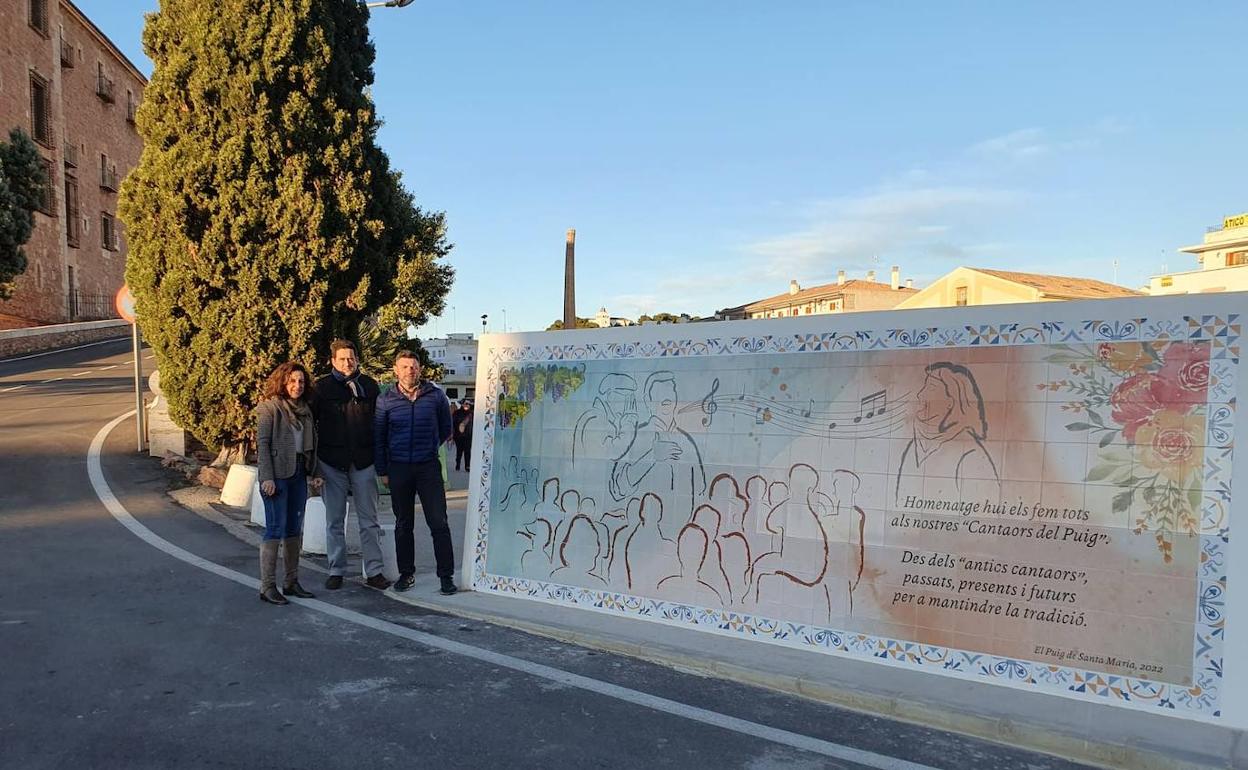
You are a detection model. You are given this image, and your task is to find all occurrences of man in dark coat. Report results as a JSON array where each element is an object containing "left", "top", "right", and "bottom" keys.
[{"left": 312, "top": 339, "right": 390, "bottom": 591}]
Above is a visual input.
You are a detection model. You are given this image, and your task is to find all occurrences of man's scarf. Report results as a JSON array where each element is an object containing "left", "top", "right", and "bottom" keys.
[{"left": 332, "top": 368, "right": 365, "bottom": 398}]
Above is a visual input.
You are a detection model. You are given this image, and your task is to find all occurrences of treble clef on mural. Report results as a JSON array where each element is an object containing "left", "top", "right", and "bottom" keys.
[{"left": 698, "top": 377, "right": 720, "bottom": 427}]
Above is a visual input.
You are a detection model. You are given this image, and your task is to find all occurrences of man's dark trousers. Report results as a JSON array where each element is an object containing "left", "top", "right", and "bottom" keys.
[{"left": 390, "top": 458, "right": 454, "bottom": 578}]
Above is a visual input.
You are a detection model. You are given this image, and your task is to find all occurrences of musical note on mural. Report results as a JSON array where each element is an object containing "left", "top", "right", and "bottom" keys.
[
  {"left": 699, "top": 378, "right": 720, "bottom": 427},
  {"left": 802, "top": 399, "right": 814, "bottom": 418},
  {"left": 853, "top": 390, "right": 887, "bottom": 423}
]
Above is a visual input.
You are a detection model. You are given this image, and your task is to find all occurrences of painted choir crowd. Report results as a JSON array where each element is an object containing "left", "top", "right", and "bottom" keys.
[{"left": 252, "top": 339, "right": 473, "bottom": 605}]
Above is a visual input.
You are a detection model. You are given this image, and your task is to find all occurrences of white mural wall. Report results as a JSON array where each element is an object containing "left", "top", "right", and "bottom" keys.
[{"left": 463, "top": 295, "right": 1247, "bottom": 723}]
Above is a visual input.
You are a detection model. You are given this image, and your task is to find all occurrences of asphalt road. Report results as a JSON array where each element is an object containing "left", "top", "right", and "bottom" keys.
[{"left": 0, "top": 341, "right": 1095, "bottom": 770}]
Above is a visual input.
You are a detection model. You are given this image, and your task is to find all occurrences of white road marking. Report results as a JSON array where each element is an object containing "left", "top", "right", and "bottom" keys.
[
  {"left": 73, "top": 371, "right": 93, "bottom": 377},
  {"left": 123, "top": 360, "right": 133, "bottom": 365},
  {"left": 1, "top": 385, "right": 26, "bottom": 393},
  {"left": 0, "top": 337, "right": 128, "bottom": 364},
  {"left": 87, "top": 411, "right": 933, "bottom": 770},
  {"left": 99, "top": 365, "right": 117, "bottom": 371},
  {"left": 39, "top": 377, "right": 64, "bottom": 384}
]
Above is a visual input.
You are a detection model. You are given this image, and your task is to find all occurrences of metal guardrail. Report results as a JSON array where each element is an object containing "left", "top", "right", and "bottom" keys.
[
  {"left": 63, "top": 140, "right": 78, "bottom": 168},
  {"left": 100, "top": 165, "right": 119, "bottom": 192}
]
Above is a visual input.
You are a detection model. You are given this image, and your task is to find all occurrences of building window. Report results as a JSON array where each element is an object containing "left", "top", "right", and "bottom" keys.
[
  {"left": 96, "top": 63, "right": 115, "bottom": 103},
  {"left": 36, "top": 158, "right": 55, "bottom": 216},
  {"left": 955, "top": 286, "right": 968, "bottom": 306},
  {"left": 29, "top": 0, "right": 50, "bottom": 36},
  {"left": 65, "top": 176, "right": 80, "bottom": 247},
  {"left": 100, "top": 153, "right": 118, "bottom": 191},
  {"left": 29, "top": 72, "right": 54, "bottom": 147},
  {"left": 1227, "top": 250, "right": 1248, "bottom": 267},
  {"left": 126, "top": 90, "right": 137, "bottom": 124},
  {"left": 101, "top": 212, "right": 118, "bottom": 250},
  {"left": 59, "top": 30, "right": 75, "bottom": 68}
]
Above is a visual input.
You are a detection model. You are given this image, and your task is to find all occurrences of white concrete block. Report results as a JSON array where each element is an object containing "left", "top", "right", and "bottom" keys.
[
  {"left": 220, "top": 464, "right": 257, "bottom": 507},
  {"left": 302, "top": 497, "right": 328, "bottom": 554}
]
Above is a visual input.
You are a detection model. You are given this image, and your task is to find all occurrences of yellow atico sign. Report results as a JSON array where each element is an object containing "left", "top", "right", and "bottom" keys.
[{"left": 1224, "top": 212, "right": 1248, "bottom": 229}]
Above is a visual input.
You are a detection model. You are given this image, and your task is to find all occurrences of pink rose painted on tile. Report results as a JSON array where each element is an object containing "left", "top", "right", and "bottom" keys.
[
  {"left": 1109, "top": 372, "right": 1164, "bottom": 441},
  {"left": 1153, "top": 343, "right": 1210, "bottom": 407},
  {"left": 1041, "top": 340, "right": 1210, "bottom": 562}
]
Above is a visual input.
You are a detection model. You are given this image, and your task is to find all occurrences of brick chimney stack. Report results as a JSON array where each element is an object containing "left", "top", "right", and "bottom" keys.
[
  {"left": 837, "top": 269, "right": 846, "bottom": 286},
  {"left": 891, "top": 265, "right": 900, "bottom": 290},
  {"left": 789, "top": 279, "right": 800, "bottom": 295}
]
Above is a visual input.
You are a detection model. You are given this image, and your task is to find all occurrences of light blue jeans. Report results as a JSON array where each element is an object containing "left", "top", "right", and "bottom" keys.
[
  {"left": 261, "top": 472, "right": 307, "bottom": 541},
  {"left": 319, "top": 461, "right": 385, "bottom": 578}
]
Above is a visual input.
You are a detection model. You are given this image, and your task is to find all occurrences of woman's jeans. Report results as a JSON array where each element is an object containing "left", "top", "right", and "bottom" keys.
[{"left": 262, "top": 472, "right": 307, "bottom": 541}]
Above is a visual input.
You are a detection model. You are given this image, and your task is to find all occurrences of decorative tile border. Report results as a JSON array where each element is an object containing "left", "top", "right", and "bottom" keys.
[{"left": 468, "top": 312, "right": 1240, "bottom": 718}]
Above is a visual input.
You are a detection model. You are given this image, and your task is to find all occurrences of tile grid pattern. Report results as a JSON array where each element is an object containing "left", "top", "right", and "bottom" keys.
[{"left": 469, "top": 314, "right": 1240, "bottom": 717}]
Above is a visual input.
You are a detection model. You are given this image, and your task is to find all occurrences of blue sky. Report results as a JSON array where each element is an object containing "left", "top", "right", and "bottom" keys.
[{"left": 80, "top": 1, "right": 1248, "bottom": 334}]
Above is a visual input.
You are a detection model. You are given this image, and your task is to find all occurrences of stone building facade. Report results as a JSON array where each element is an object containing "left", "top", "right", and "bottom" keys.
[{"left": 1, "top": 0, "right": 144, "bottom": 325}]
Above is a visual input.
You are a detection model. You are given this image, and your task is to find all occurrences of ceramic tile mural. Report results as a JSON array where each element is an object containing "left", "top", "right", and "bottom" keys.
[{"left": 466, "top": 308, "right": 1241, "bottom": 717}]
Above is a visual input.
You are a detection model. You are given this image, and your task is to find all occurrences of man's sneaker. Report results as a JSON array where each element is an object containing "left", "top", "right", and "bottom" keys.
[
  {"left": 365, "top": 574, "right": 392, "bottom": 591},
  {"left": 440, "top": 577, "right": 458, "bottom": 595},
  {"left": 324, "top": 575, "right": 344, "bottom": 590},
  {"left": 394, "top": 574, "right": 415, "bottom": 592}
]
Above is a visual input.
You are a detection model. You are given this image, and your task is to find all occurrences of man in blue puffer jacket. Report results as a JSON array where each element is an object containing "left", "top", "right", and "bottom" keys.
[{"left": 374, "top": 350, "right": 456, "bottom": 594}]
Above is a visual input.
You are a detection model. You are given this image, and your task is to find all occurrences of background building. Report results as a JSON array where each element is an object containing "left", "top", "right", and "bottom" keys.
[
  {"left": 725, "top": 266, "right": 917, "bottom": 320},
  {"left": 590, "top": 307, "right": 634, "bottom": 328},
  {"left": 1149, "top": 213, "right": 1248, "bottom": 295},
  {"left": 424, "top": 332, "right": 478, "bottom": 399},
  {"left": 0, "top": 0, "right": 145, "bottom": 327},
  {"left": 896, "top": 267, "right": 1140, "bottom": 309}
]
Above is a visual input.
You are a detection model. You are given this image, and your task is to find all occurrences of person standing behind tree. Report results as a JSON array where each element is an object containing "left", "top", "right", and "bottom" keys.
[
  {"left": 312, "top": 339, "right": 391, "bottom": 591},
  {"left": 375, "top": 350, "right": 457, "bottom": 595},
  {"left": 255, "top": 361, "right": 320, "bottom": 605},
  {"left": 452, "top": 400, "right": 474, "bottom": 472}
]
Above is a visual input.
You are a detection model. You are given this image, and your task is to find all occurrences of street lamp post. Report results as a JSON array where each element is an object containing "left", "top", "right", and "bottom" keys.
[{"left": 481, "top": 314, "right": 488, "bottom": 336}]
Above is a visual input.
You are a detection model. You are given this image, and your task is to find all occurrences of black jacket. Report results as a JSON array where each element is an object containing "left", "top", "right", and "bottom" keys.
[{"left": 312, "top": 372, "right": 380, "bottom": 472}]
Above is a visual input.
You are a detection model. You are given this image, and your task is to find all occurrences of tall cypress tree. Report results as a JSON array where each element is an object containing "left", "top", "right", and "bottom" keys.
[
  {"left": 120, "top": 0, "right": 452, "bottom": 457},
  {"left": 0, "top": 128, "right": 48, "bottom": 300}
]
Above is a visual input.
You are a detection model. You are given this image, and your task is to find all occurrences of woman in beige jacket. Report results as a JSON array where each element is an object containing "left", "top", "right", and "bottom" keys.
[{"left": 256, "top": 361, "right": 321, "bottom": 605}]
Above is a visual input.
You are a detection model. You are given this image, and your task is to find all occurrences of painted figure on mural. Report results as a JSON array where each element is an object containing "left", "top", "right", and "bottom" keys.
[
  {"left": 572, "top": 373, "right": 641, "bottom": 467},
  {"left": 894, "top": 362, "right": 1000, "bottom": 504},
  {"left": 608, "top": 371, "right": 708, "bottom": 527}
]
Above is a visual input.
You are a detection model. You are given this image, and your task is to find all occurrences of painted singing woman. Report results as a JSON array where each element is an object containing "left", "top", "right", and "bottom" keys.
[{"left": 894, "top": 362, "right": 1000, "bottom": 504}]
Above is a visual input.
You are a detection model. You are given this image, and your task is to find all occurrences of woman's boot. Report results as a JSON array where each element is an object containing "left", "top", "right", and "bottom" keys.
[
  {"left": 259, "top": 540, "right": 287, "bottom": 605},
  {"left": 282, "top": 537, "right": 315, "bottom": 598}
]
